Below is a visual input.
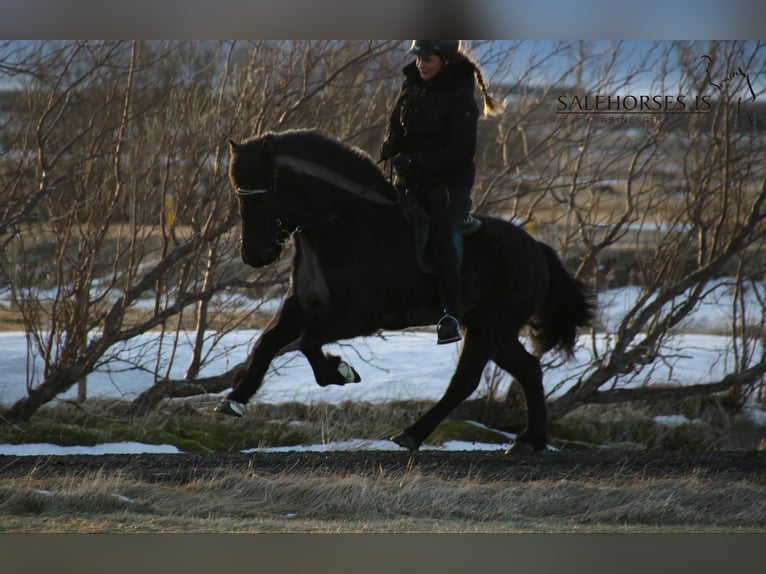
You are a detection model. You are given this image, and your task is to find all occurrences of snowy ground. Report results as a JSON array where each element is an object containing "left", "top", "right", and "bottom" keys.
[{"left": 1, "top": 282, "right": 764, "bottom": 455}]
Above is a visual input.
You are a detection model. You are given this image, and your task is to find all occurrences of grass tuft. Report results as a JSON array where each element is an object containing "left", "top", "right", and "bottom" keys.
[
  {"left": 1, "top": 395, "right": 764, "bottom": 453},
  {"left": 5, "top": 467, "right": 766, "bottom": 533}
]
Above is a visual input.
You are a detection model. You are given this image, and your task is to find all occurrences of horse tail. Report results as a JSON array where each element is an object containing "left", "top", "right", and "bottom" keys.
[{"left": 531, "top": 242, "right": 595, "bottom": 357}]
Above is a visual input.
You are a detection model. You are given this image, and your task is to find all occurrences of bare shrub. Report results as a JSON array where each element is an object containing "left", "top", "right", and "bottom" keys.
[{"left": 2, "top": 40, "right": 765, "bottom": 425}]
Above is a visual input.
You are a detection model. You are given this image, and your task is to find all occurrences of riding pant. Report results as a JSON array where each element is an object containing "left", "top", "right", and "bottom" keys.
[{"left": 422, "top": 183, "right": 471, "bottom": 318}]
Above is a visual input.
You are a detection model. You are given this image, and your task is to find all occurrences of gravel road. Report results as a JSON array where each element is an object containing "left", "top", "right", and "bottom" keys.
[{"left": 2, "top": 449, "right": 765, "bottom": 484}]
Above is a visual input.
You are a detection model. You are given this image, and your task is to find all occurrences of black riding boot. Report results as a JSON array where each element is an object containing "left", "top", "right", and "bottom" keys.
[
  {"left": 429, "top": 196, "right": 468, "bottom": 345},
  {"left": 434, "top": 253, "right": 462, "bottom": 344},
  {"left": 410, "top": 181, "right": 469, "bottom": 344}
]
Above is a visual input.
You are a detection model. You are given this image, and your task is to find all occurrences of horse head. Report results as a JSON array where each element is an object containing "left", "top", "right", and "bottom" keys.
[{"left": 228, "top": 136, "right": 285, "bottom": 268}]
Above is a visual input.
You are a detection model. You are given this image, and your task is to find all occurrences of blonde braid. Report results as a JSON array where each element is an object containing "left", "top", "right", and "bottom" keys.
[{"left": 473, "top": 64, "right": 505, "bottom": 117}]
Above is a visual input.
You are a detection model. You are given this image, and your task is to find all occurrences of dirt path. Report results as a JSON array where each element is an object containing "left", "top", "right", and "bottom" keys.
[
  {"left": 2, "top": 448, "right": 765, "bottom": 484},
  {"left": 2, "top": 449, "right": 766, "bottom": 533}
]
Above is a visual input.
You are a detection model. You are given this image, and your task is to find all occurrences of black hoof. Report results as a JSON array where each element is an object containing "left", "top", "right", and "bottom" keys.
[
  {"left": 214, "top": 399, "right": 245, "bottom": 417},
  {"left": 504, "top": 440, "right": 539, "bottom": 456},
  {"left": 391, "top": 432, "right": 420, "bottom": 452}
]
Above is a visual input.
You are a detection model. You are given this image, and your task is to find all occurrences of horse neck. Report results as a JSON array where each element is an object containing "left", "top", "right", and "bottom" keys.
[{"left": 275, "top": 166, "right": 399, "bottom": 231}]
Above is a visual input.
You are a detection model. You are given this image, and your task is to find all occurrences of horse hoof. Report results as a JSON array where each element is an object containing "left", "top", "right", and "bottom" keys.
[
  {"left": 504, "top": 440, "right": 539, "bottom": 456},
  {"left": 214, "top": 399, "right": 245, "bottom": 417},
  {"left": 337, "top": 360, "right": 361, "bottom": 383},
  {"left": 391, "top": 432, "right": 420, "bottom": 452}
]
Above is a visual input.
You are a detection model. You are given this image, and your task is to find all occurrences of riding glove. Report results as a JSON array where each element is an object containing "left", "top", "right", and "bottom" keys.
[
  {"left": 392, "top": 153, "right": 415, "bottom": 174},
  {"left": 379, "top": 141, "right": 398, "bottom": 162}
]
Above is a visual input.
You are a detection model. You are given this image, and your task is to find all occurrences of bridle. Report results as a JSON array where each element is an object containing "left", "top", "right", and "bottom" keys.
[
  {"left": 234, "top": 172, "right": 301, "bottom": 247},
  {"left": 234, "top": 187, "right": 269, "bottom": 197},
  {"left": 234, "top": 145, "right": 393, "bottom": 248}
]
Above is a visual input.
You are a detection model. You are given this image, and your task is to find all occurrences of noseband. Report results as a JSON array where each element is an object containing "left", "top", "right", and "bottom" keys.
[
  {"left": 235, "top": 187, "right": 269, "bottom": 197},
  {"left": 234, "top": 183, "right": 301, "bottom": 248}
]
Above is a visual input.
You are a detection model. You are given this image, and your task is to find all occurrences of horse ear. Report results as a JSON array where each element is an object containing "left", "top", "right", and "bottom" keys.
[{"left": 259, "top": 134, "right": 277, "bottom": 159}]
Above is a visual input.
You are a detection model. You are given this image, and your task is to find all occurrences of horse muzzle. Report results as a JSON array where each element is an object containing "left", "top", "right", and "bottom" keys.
[{"left": 240, "top": 243, "right": 281, "bottom": 268}]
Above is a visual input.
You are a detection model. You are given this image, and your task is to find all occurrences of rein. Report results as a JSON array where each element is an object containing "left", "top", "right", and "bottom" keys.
[{"left": 235, "top": 148, "right": 396, "bottom": 242}]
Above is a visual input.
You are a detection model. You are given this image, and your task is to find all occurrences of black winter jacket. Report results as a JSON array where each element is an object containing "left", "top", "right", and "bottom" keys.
[{"left": 382, "top": 58, "right": 479, "bottom": 189}]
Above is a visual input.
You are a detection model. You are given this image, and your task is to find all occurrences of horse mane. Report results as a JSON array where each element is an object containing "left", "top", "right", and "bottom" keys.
[{"left": 247, "top": 129, "right": 397, "bottom": 204}]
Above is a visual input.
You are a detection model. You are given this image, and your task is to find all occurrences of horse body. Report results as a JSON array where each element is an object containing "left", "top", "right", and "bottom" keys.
[
  {"left": 294, "top": 201, "right": 429, "bottom": 332},
  {"left": 218, "top": 129, "right": 594, "bottom": 452}
]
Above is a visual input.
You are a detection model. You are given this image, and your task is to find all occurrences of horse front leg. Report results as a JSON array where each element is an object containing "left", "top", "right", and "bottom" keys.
[
  {"left": 298, "top": 321, "right": 362, "bottom": 387},
  {"left": 392, "top": 329, "right": 491, "bottom": 451},
  {"left": 215, "top": 295, "right": 304, "bottom": 417}
]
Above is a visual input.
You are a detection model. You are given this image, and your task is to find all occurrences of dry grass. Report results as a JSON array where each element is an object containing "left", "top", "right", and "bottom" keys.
[
  {"left": 2, "top": 464, "right": 765, "bottom": 533},
  {"left": 2, "top": 398, "right": 765, "bottom": 533}
]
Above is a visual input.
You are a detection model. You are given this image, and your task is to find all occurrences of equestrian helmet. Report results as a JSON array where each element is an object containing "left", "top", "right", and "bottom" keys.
[{"left": 408, "top": 40, "right": 460, "bottom": 59}]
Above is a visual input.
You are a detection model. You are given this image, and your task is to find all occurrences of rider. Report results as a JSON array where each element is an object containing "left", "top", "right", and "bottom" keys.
[{"left": 380, "top": 40, "right": 503, "bottom": 344}]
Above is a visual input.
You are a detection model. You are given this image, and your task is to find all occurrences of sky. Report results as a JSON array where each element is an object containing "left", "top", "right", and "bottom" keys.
[
  {"left": 4, "top": 40, "right": 762, "bottom": 103},
  {"left": 0, "top": 1, "right": 762, "bottom": 39}
]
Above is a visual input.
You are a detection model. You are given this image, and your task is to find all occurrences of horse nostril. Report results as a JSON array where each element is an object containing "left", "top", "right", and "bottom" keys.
[
  {"left": 240, "top": 247, "right": 259, "bottom": 267},
  {"left": 240, "top": 246, "right": 278, "bottom": 268}
]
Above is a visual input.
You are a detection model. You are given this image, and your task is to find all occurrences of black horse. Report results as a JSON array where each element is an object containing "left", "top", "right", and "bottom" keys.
[{"left": 216, "top": 128, "right": 594, "bottom": 453}]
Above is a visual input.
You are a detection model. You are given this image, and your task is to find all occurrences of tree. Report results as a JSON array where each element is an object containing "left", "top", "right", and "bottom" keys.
[
  {"left": 478, "top": 41, "right": 766, "bottom": 417},
  {"left": 0, "top": 40, "right": 401, "bottom": 422},
  {"left": 1, "top": 40, "right": 764, "bottom": 424}
]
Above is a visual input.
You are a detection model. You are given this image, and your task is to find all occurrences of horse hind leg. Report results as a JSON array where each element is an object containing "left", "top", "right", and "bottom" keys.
[
  {"left": 492, "top": 339, "right": 547, "bottom": 453},
  {"left": 392, "top": 330, "right": 491, "bottom": 452}
]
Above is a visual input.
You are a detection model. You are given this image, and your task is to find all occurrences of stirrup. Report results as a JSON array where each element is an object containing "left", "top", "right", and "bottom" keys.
[{"left": 436, "top": 314, "right": 462, "bottom": 345}]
